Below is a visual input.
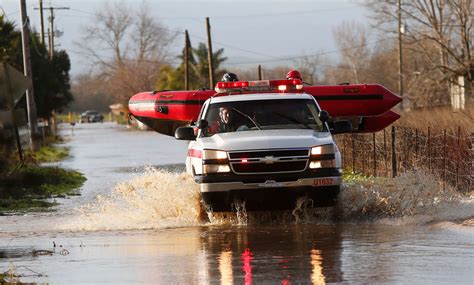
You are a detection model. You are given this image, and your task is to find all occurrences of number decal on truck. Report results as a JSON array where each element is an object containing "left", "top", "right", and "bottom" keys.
[{"left": 313, "top": 178, "right": 334, "bottom": 186}]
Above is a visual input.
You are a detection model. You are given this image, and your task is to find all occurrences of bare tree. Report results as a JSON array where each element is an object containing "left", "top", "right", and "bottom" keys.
[
  {"left": 76, "top": 1, "right": 177, "bottom": 104},
  {"left": 333, "top": 21, "right": 371, "bottom": 84},
  {"left": 294, "top": 53, "right": 327, "bottom": 84},
  {"left": 76, "top": 1, "right": 131, "bottom": 68},
  {"left": 366, "top": 0, "right": 473, "bottom": 100},
  {"left": 133, "top": 3, "right": 174, "bottom": 63},
  {"left": 69, "top": 74, "right": 113, "bottom": 112}
]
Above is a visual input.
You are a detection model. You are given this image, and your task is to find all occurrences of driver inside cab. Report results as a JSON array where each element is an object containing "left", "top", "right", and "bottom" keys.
[
  {"left": 203, "top": 105, "right": 235, "bottom": 136},
  {"left": 205, "top": 72, "right": 240, "bottom": 135},
  {"left": 217, "top": 106, "right": 235, "bottom": 133}
]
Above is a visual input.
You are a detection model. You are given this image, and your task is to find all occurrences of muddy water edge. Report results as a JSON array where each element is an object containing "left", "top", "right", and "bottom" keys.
[{"left": 0, "top": 123, "right": 473, "bottom": 284}]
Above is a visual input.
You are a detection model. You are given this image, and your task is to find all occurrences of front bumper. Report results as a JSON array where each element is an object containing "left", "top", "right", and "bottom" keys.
[{"left": 196, "top": 168, "right": 342, "bottom": 193}]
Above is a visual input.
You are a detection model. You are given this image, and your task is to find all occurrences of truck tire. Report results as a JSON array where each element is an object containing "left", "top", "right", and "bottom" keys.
[
  {"left": 201, "top": 192, "right": 232, "bottom": 212},
  {"left": 305, "top": 186, "right": 340, "bottom": 207}
]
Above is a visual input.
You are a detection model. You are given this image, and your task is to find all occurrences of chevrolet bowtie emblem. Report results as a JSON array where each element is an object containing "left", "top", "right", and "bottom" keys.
[{"left": 260, "top": 156, "right": 278, "bottom": 164}]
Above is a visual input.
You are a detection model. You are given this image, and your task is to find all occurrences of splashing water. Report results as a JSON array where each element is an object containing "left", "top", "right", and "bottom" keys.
[
  {"left": 338, "top": 170, "right": 474, "bottom": 225},
  {"left": 292, "top": 196, "right": 314, "bottom": 223},
  {"left": 59, "top": 168, "right": 473, "bottom": 231},
  {"left": 233, "top": 200, "right": 248, "bottom": 225},
  {"left": 59, "top": 168, "right": 202, "bottom": 231},
  {"left": 206, "top": 200, "right": 249, "bottom": 225}
]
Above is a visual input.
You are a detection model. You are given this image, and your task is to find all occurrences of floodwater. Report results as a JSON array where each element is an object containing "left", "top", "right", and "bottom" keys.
[{"left": 0, "top": 123, "right": 473, "bottom": 284}]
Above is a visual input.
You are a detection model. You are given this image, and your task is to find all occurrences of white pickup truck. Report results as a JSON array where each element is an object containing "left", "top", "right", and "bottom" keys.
[{"left": 175, "top": 82, "right": 352, "bottom": 211}]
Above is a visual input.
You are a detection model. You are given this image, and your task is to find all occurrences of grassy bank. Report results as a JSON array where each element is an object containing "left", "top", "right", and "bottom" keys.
[
  {"left": 55, "top": 112, "right": 80, "bottom": 123},
  {"left": 0, "top": 165, "right": 86, "bottom": 213},
  {"left": 0, "top": 141, "right": 86, "bottom": 213},
  {"left": 28, "top": 145, "right": 69, "bottom": 163}
]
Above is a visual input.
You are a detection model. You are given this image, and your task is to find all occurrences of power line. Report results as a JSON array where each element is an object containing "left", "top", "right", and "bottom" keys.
[
  {"left": 209, "top": 5, "right": 363, "bottom": 19},
  {"left": 224, "top": 38, "right": 395, "bottom": 65},
  {"left": 69, "top": 36, "right": 394, "bottom": 69},
  {"left": 63, "top": 4, "right": 383, "bottom": 68},
  {"left": 5, "top": 9, "right": 19, "bottom": 18},
  {"left": 186, "top": 32, "right": 285, "bottom": 60},
  {"left": 2, "top": 0, "right": 36, "bottom": 19},
  {"left": 61, "top": 5, "right": 370, "bottom": 63},
  {"left": 67, "top": 4, "right": 362, "bottom": 20},
  {"left": 67, "top": 8, "right": 95, "bottom": 16},
  {"left": 68, "top": 23, "right": 392, "bottom": 67},
  {"left": 67, "top": 7, "right": 202, "bottom": 22},
  {"left": 34, "top": 5, "right": 69, "bottom": 59},
  {"left": 64, "top": 18, "right": 283, "bottom": 62},
  {"left": 0, "top": 6, "right": 10, "bottom": 20}
]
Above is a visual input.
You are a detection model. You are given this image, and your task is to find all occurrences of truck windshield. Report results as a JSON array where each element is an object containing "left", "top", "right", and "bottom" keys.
[{"left": 200, "top": 99, "right": 326, "bottom": 137}]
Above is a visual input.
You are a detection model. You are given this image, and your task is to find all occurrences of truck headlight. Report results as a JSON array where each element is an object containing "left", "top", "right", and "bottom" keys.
[
  {"left": 309, "top": 160, "right": 336, "bottom": 169},
  {"left": 202, "top": 150, "right": 228, "bottom": 160},
  {"left": 311, "top": 144, "right": 335, "bottom": 156},
  {"left": 202, "top": 150, "right": 230, "bottom": 174},
  {"left": 203, "top": 164, "right": 231, "bottom": 174}
]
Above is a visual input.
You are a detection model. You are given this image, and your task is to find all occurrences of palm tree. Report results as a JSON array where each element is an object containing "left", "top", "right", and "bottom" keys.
[{"left": 192, "top": 43, "right": 228, "bottom": 89}]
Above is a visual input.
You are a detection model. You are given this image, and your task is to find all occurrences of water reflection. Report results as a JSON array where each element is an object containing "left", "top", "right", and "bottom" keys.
[
  {"left": 311, "top": 249, "right": 325, "bottom": 285},
  {"left": 219, "top": 250, "right": 233, "bottom": 285},
  {"left": 241, "top": 248, "right": 252, "bottom": 285},
  {"left": 199, "top": 225, "right": 343, "bottom": 284}
]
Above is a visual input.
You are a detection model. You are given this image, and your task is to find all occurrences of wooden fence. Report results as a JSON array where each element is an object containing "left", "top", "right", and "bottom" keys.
[{"left": 338, "top": 126, "right": 473, "bottom": 192}]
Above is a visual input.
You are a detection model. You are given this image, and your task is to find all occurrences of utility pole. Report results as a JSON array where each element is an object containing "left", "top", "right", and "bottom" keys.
[
  {"left": 49, "top": 7, "right": 54, "bottom": 59},
  {"left": 37, "top": 0, "right": 45, "bottom": 45},
  {"left": 206, "top": 17, "right": 215, "bottom": 89},
  {"left": 47, "top": 27, "right": 52, "bottom": 59},
  {"left": 19, "top": 0, "right": 39, "bottom": 151},
  {"left": 35, "top": 5, "right": 69, "bottom": 59},
  {"left": 258, "top": 65, "right": 262, "bottom": 80},
  {"left": 397, "top": 0, "right": 404, "bottom": 111},
  {"left": 184, "top": 30, "right": 189, "bottom": 90}
]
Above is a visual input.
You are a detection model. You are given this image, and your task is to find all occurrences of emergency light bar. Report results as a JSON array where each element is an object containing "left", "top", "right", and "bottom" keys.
[{"left": 215, "top": 79, "right": 304, "bottom": 93}]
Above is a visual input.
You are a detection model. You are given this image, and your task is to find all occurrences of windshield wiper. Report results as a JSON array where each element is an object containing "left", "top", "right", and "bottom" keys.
[{"left": 231, "top": 108, "right": 261, "bottom": 130}]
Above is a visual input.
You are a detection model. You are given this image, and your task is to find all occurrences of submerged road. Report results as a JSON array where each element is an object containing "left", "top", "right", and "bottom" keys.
[{"left": 0, "top": 123, "right": 473, "bottom": 284}]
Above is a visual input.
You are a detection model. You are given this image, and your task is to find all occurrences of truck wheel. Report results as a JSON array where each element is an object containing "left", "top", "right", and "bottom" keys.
[
  {"left": 201, "top": 192, "right": 232, "bottom": 212},
  {"left": 306, "top": 186, "right": 340, "bottom": 207}
]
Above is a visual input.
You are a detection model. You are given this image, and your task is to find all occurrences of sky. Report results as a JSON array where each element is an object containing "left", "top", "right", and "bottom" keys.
[{"left": 1, "top": 0, "right": 371, "bottom": 76}]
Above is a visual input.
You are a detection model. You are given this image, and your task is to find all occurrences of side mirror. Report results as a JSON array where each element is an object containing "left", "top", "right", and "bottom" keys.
[
  {"left": 175, "top": 126, "right": 197, "bottom": 140},
  {"left": 331, "top": 120, "right": 353, "bottom": 134},
  {"left": 196, "top": 119, "right": 208, "bottom": 129},
  {"left": 319, "top": 110, "right": 330, "bottom": 123}
]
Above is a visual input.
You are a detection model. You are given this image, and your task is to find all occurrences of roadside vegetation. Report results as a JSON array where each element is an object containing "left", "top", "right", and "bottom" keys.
[
  {"left": 397, "top": 104, "right": 474, "bottom": 132},
  {"left": 0, "top": 164, "right": 85, "bottom": 212},
  {"left": 0, "top": 145, "right": 86, "bottom": 213},
  {"left": 342, "top": 171, "right": 373, "bottom": 185},
  {"left": 28, "top": 145, "right": 69, "bottom": 163},
  {"left": 55, "top": 112, "right": 113, "bottom": 124},
  {"left": 55, "top": 112, "right": 80, "bottom": 124}
]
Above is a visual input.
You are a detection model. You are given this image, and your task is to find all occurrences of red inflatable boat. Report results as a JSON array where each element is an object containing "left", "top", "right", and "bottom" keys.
[{"left": 129, "top": 79, "right": 401, "bottom": 136}]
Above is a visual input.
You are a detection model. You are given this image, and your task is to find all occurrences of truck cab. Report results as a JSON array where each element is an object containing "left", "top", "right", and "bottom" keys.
[{"left": 175, "top": 79, "right": 352, "bottom": 211}]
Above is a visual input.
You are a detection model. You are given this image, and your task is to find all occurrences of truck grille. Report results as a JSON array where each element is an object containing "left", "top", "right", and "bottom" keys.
[{"left": 228, "top": 148, "right": 310, "bottom": 174}]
